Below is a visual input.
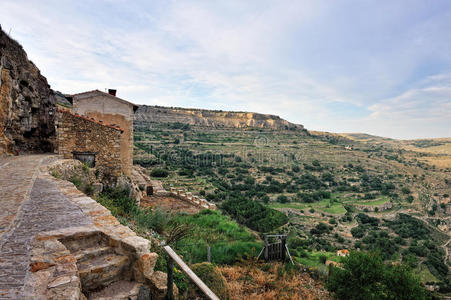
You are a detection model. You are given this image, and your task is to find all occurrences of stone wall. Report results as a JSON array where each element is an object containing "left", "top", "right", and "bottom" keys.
[
  {"left": 21, "top": 158, "right": 176, "bottom": 299},
  {"left": 354, "top": 201, "right": 393, "bottom": 212},
  {"left": 57, "top": 109, "right": 123, "bottom": 178},
  {"left": 169, "top": 187, "right": 217, "bottom": 210},
  {"left": 0, "top": 28, "right": 56, "bottom": 155}
]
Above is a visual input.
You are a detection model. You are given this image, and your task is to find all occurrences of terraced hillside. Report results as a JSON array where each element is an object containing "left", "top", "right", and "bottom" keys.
[{"left": 133, "top": 119, "right": 451, "bottom": 294}]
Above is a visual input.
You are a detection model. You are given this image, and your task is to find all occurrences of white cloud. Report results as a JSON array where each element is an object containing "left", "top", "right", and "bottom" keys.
[{"left": 1, "top": 0, "right": 450, "bottom": 139}]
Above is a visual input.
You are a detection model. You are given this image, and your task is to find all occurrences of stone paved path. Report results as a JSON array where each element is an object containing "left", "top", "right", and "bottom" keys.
[
  {"left": 0, "top": 155, "right": 92, "bottom": 299},
  {"left": 0, "top": 155, "right": 43, "bottom": 240}
]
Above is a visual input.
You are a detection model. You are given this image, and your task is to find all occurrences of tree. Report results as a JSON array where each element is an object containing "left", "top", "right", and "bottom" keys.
[
  {"left": 327, "top": 251, "right": 429, "bottom": 300},
  {"left": 150, "top": 168, "right": 169, "bottom": 178},
  {"left": 277, "top": 195, "right": 289, "bottom": 203}
]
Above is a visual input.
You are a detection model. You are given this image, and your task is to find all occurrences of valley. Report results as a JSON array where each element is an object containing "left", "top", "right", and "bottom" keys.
[{"left": 133, "top": 116, "right": 451, "bottom": 294}]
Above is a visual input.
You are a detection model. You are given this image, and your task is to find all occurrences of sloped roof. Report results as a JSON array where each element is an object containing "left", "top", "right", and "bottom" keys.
[
  {"left": 71, "top": 89, "right": 139, "bottom": 112},
  {"left": 58, "top": 108, "right": 124, "bottom": 132}
]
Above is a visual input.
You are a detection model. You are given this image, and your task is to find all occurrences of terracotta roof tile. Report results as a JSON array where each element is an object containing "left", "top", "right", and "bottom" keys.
[{"left": 58, "top": 108, "right": 124, "bottom": 132}]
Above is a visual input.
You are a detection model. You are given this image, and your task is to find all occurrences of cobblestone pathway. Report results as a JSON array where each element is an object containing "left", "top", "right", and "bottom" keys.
[
  {"left": 0, "top": 155, "right": 42, "bottom": 240},
  {"left": 0, "top": 155, "right": 92, "bottom": 299}
]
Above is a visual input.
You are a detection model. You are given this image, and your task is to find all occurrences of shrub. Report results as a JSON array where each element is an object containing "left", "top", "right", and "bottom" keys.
[
  {"left": 187, "top": 263, "right": 230, "bottom": 300},
  {"left": 277, "top": 195, "right": 289, "bottom": 203},
  {"left": 69, "top": 175, "right": 82, "bottom": 189},
  {"left": 327, "top": 251, "right": 428, "bottom": 300},
  {"left": 356, "top": 213, "right": 379, "bottom": 226},
  {"left": 310, "top": 223, "right": 332, "bottom": 236},
  {"left": 387, "top": 214, "right": 429, "bottom": 239},
  {"left": 150, "top": 168, "right": 169, "bottom": 178},
  {"left": 97, "top": 187, "right": 135, "bottom": 216},
  {"left": 401, "top": 187, "right": 411, "bottom": 194},
  {"left": 351, "top": 226, "right": 365, "bottom": 238}
]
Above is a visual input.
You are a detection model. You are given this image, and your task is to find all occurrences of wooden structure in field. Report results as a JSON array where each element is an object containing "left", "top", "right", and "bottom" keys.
[{"left": 258, "top": 234, "right": 294, "bottom": 264}]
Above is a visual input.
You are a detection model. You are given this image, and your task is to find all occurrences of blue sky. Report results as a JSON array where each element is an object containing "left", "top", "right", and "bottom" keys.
[{"left": 2, "top": 0, "right": 450, "bottom": 139}]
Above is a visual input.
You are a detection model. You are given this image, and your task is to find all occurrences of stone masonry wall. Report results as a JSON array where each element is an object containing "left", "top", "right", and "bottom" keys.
[{"left": 57, "top": 109, "right": 123, "bottom": 178}]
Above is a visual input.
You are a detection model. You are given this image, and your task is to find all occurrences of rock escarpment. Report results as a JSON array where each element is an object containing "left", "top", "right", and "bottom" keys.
[
  {"left": 135, "top": 105, "right": 305, "bottom": 131},
  {"left": 0, "top": 28, "right": 56, "bottom": 155}
]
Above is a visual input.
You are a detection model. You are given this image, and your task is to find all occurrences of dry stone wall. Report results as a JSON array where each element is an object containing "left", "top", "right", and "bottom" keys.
[
  {"left": 169, "top": 187, "right": 217, "bottom": 210},
  {"left": 0, "top": 28, "right": 56, "bottom": 155},
  {"left": 57, "top": 109, "right": 123, "bottom": 178}
]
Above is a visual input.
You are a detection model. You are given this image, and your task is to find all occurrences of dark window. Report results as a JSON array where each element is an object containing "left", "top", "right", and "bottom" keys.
[{"left": 72, "top": 152, "right": 97, "bottom": 167}]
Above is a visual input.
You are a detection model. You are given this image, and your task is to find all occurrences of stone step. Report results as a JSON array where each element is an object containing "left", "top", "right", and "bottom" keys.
[
  {"left": 87, "top": 280, "right": 144, "bottom": 300},
  {"left": 60, "top": 231, "right": 108, "bottom": 253},
  {"left": 73, "top": 246, "right": 113, "bottom": 263},
  {"left": 78, "top": 253, "right": 131, "bottom": 293}
]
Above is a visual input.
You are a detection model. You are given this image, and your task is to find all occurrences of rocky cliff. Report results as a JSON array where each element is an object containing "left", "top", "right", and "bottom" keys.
[
  {"left": 135, "top": 105, "right": 305, "bottom": 131},
  {"left": 0, "top": 27, "right": 56, "bottom": 155}
]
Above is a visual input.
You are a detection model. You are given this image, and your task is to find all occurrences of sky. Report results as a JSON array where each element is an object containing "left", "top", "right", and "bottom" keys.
[{"left": 1, "top": 0, "right": 451, "bottom": 139}]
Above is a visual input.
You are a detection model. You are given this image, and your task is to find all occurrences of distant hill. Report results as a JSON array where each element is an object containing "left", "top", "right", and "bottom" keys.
[{"left": 135, "top": 105, "right": 306, "bottom": 131}]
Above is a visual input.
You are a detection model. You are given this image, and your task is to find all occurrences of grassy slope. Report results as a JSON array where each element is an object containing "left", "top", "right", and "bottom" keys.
[{"left": 134, "top": 123, "right": 451, "bottom": 286}]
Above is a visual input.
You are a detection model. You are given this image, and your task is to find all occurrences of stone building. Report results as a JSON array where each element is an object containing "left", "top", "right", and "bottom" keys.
[
  {"left": 70, "top": 90, "right": 138, "bottom": 177},
  {"left": 57, "top": 108, "right": 123, "bottom": 178}
]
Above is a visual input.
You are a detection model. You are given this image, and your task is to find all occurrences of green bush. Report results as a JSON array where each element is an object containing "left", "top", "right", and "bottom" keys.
[
  {"left": 69, "top": 175, "right": 82, "bottom": 189},
  {"left": 310, "top": 223, "right": 332, "bottom": 236},
  {"left": 351, "top": 226, "right": 365, "bottom": 238},
  {"left": 327, "top": 251, "right": 429, "bottom": 300},
  {"left": 387, "top": 214, "right": 429, "bottom": 239},
  {"left": 277, "top": 195, "right": 289, "bottom": 203},
  {"left": 187, "top": 263, "right": 230, "bottom": 300},
  {"left": 401, "top": 187, "right": 411, "bottom": 194},
  {"left": 150, "top": 168, "right": 169, "bottom": 177},
  {"left": 97, "top": 188, "right": 170, "bottom": 234}
]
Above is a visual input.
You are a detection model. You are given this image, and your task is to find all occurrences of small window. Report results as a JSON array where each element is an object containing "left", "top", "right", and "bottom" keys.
[{"left": 72, "top": 151, "right": 97, "bottom": 167}]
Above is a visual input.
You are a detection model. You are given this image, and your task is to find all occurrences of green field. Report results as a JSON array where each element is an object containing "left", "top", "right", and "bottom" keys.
[{"left": 269, "top": 199, "right": 346, "bottom": 214}]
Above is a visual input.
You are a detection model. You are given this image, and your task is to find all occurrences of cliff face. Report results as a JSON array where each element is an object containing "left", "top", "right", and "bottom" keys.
[
  {"left": 135, "top": 105, "right": 305, "bottom": 131},
  {"left": 0, "top": 28, "right": 56, "bottom": 155}
]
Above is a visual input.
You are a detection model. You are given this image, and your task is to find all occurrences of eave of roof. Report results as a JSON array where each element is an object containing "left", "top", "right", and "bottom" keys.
[{"left": 71, "top": 89, "right": 139, "bottom": 112}]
